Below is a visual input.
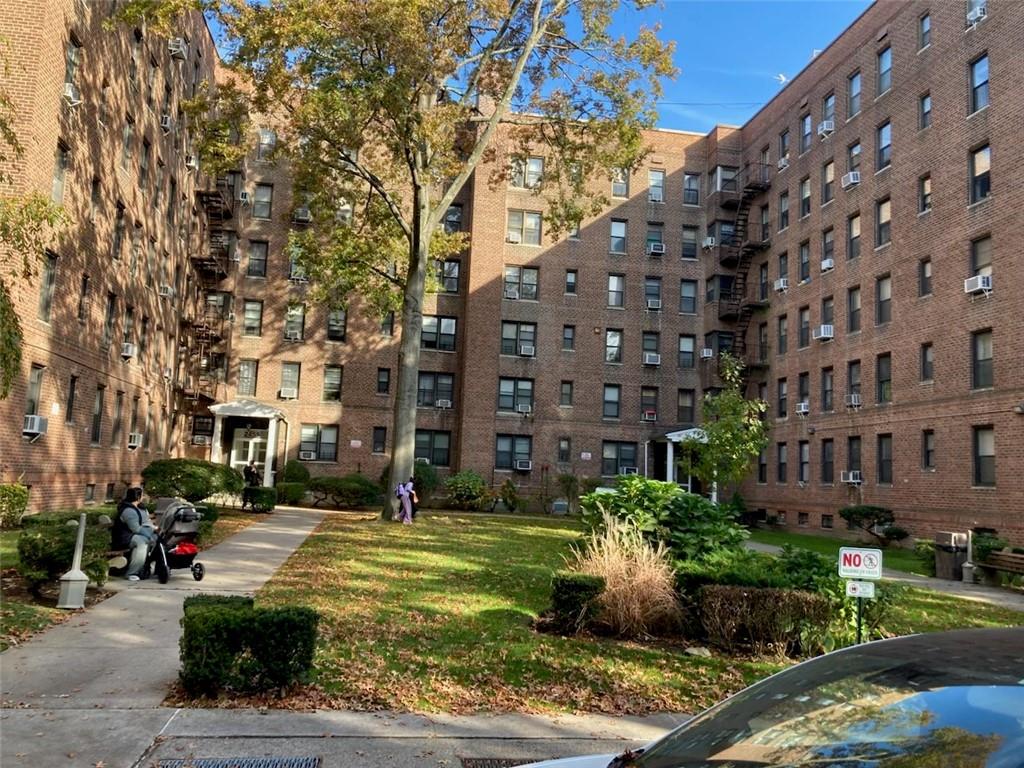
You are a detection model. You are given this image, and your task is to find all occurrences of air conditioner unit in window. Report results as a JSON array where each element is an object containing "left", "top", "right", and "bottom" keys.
[
  {"left": 820, "top": 258, "right": 835, "bottom": 272},
  {"left": 964, "top": 274, "right": 992, "bottom": 295},
  {"left": 227, "top": 312, "right": 236, "bottom": 323},
  {"left": 702, "top": 237, "right": 716, "bottom": 249},
  {"left": 845, "top": 393, "right": 862, "bottom": 408},
  {"left": 966, "top": 5, "right": 987, "bottom": 24},
  {"left": 777, "top": 155, "right": 790, "bottom": 170},
  {"left": 519, "top": 344, "right": 535, "bottom": 357},
  {"left": 516, "top": 403, "right": 533, "bottom": 414},
  {"left": 191, "top": 435, "right": 211, "bottom": 446},
  {"left": 159, "top": 114, "right": 173, "bottom": 133},
  {"left": 237, "top": 190, "right": 251, "bottom": 205},
  {"left": 292, "top": 206, "right": 312, "bottom": 223},
  {"left": 774, "top": 277, "right": 789, "bottom": 292},
  {"left": 648, "top": 189, "right": 663, "bottom": 203},
  {"left": 621, "top": 467, "right": 638, "bottom": 475},
  {"left": 163, "top": 367, "right": 173, "bottom": 379},
  {"left": 285, "top": 330, "right": 302, "bottom": 341},
  {"left": 817, "top": 120, "right": 835, "bottom": 138},
  {"left": 289, "top": 272, "right": 308, "bottom": 283},
  {"left": 23, "top": 414, "right": 48, "bottom": 438},
  {"left": 647, "top": 242, "right": 665, "bottom": 256},
  {"left": 63, "top": 82, "right": 82, "bottom": 107},
  {"left": 279, "top": 387, "right": 298, "bottom": 399},
  {"left": 435, "top": 399, "right": 452, "bottom": 409},
  {"left": 646, "top": 299, "right": 662, "bottom": 310},
  {"left": 158, "top": 284, "right": 173, "bottom": 298},
  {"left": 185, "top": 155, "right": 198, "bottom": 170},
  {"left": 168, "top": 38, "right": 189, "bottom": 60},
  {"left": 643, "top": 352, "right": 661, "bottom": 366},
  {"left": 795, "top": 401, "right": 810, "bottom": 416},
  {"left": 299, "top": 450, "right": 317, "bottom": 461},
  {"left": 503, "top": 286, "right": 520, "bottom": 300},
  {"left": 700, "top": 348, "right": 715, "bottom": 359},
  {"left": 841, "top": 171, "right": 861, "bottom": 189},
  {"left": 120, "top": 342, "right": 137, "bottom": 360},
  {"left": 642, "top": 409, "right": 657, "bottom": 422},
  {"left": 506, "top": 231, "right": 522, "bottom": 244},
  {"left": 127, "top": 432, "right": 144, "bottom": 450},
  {"left": 840, "top": 470, "right": 863, "bottom": 485},
  {"left": 813, "top": 324, "right": 835, "bottom": 341},
  {"left": 514, "top": 459, "right": 533, "bottom": 471}
]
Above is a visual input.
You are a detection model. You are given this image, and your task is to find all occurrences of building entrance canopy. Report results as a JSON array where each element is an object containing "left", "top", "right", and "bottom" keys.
[{"left": 208, "top": 400, "right": 285, "bottom": 486}]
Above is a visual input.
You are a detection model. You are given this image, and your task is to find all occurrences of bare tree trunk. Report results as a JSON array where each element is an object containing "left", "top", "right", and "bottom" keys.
[{"left": 383, "top": 185, "right": 429, "bottom": 519}]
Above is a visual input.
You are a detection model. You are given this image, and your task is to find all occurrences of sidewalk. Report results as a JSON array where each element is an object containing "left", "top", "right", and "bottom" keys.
[{"left": 746, "top": 540, "right": 1024, "bottom": 612}]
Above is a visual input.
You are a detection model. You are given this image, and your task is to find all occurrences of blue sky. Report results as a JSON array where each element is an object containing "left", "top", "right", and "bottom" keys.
[{"left": 624, "top": 0, "right": 873, "bottom": 132}]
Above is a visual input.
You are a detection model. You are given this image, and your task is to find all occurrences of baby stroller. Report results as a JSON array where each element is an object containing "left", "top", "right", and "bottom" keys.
[{"left": 150, "top": 498, "right": 206, "bottom": 584}]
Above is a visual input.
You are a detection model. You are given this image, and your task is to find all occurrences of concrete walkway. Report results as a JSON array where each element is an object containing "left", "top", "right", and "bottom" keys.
[{"left": 746, "top": 540, "right": 1024, "bottom": 612}]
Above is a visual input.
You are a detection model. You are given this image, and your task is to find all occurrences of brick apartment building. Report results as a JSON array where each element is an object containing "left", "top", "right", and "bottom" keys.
[{"left": 2, "top": 0, "right": 1022, "bottom": 540}]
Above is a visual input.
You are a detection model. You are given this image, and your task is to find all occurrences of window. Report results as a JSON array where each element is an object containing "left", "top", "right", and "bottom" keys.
[
  {"left": 112, "top": 204, "right": 126, "bottom": 260},
  {"left": 322, "top": 365, "right": 342, "bottom": 402},
  {"left": 679, "top": 280, "right": 697, "bottom": 314},
  {"left": 973, "top": 426, "right": 995, "bottom": 486},
  {"left": 648, "top": 169, "right": 665, "bottom": 202},
  {"left": 823, "top": 92, "right": 836, "bottom": 122},
  {"left": 972, "top": 330, "right": 993, "bottom": 389},
  {"left": 603, "top": 384, "right": 621, "bottom": 419},
  {"left": 138, "top": 316, "right": 148, "bottom": 360},
  {"left": 875, "top": 197, "right": 891, "bottom": 246},
  {"left": 970, "top": 144, "right": 991, "bottom": 204},
  {"left": 373, "top": 427, "right": 387, "bottom": 454},
  {"left": 777, "top": 443, "right": 788, "bottom": 482},
  {"left": 677, "top": 389, "right": 695, "bottom": 424},
  {"left": 848, "top": 286, "right": 861, "bottom": 333},
  {"left": 121, "top": 117, "right": 134, "bottom": 169},
  {"left": 876, "top": 353, "right": 892, "bottom": 403},
  {"left": 877, "top": 434, "right": 893, "bottom": 484},
  {"left": 601, "top": 441, "right": 637, "bottom": 476},
  {"left": 918, "top": 258, "right": 932, "bottom": 296},
  {"left": 757, "top": 450, "right": 768, "bottom": 483},
  {"left": 970, "top": 54, "right": 989, "bottom": 114},
  {"left": 919, "top": 92, "right": 932, "bottom": 129},
  {"left": 497, "top": 378, "right": 533, "bottom": 412},
  {"left": 798, "top": 441, "right": 810, "bottom": 483},
  {"left": 111, "top": 391, "right": 124, "bottom": 446},
  {"left": 280, "top": 362, "right": 301, "bottom": 398},
  {"left": 285, "top": 304, "right": 306, "bottom": 340},
  {"left": 919, "top": 175, "right": 932, "bottom": 213},
  {"left": 256, "top": 128, "right": 276, "bottom": 160},
  {"left": 777, "top": 378, "right": 788, "bottom": 418},
  {"left": 37, "top": 252, "right": 57, "bottom": 322},
  {"left": 642, "top": 332, "right": 660, "bottom": 361},
  {"left": 377, "top": 368, "right": 390, "bottom": 395},
  {"left": 415, "top": 430, "right": 451, "bottom": 466},
  {"left": 299, "top": 424, "right": 338, "bottom": 462},
  {"left": 758, "top": 264, "right": 770, "bottom": 301},
  {"left": 757, "top": 323, "right": 769, "bottom": 364},
  {"left": 643, "top": 277, "right": 661, "bottom": 307},
  {"left": 876, "top": 275, "right": 892, "bottom": 324},
  {"left": 799, "top": 114, "right": 812, "bottom": 154},
  {"left": 510, "top": 156, "right": 543, "bottom": 189},
  {"left": 848, "top": 360, "right": 862, "bottom": 397},
  {"left": 247, "top": 240, "right": 268, "bottom": 277},
  {"left": 777, "top": 315, "right": 788, "bottom": 355},
  {"left": 238, "top": 359, "right": 258, "bottom": 397},
  {"left": 443, "top": 205, "right": 463, "bottom": 234},
  {"left": 798, "top": 372, "right": 810, "bottom": 409},
  {"left": 683, "top": 173, "right": 700, "bottom": 205},
  {"left": 848, "top": 71, "right": 861, "bottom": 117},
  {"left": 501, "top": 321, "right": 536, "bottom": 356},
  {"left": 24, "top": 364, "right": 44, "bottom": 418},
  {"left": 822, "top": 161, "right": 834, "bottom": 204},
  {"left": 920, "top": 343, "right": 934, "bottom": 382},
  {"left": 253, "top": 184, "right": 273, "bottom": 219},
  {"left": 565, "top": 269, "right": 577, "bottom": 295},
  {"left": 848, "top": 141, "right": 862, "bottom": 172},
  {"left": 798, "top": 242, "right": 810, "bottom": 283},
  {"left": 778, "top": 192, "right": 789, "bottom": 230},
  {"left": 412, "top": 372, "right": 453, "bottom": 408},
  {"left": 821, "top": 439, "right": 835, "bottom": 483},
  {"left": 495, "top": 434, "right": 532, "bottom": 470},
  {"left": 139, "top": 139, "right": 150, "bottom": 188},
  {"left": 560, "top": 380, "right": 574, "bottom": 406},
  {"left": 877, "top": 121, "right": 891, "bottom": 170},
  {"left": 795, "top": 178, "right": 809, "bottom": 218},
  {"left": 847, "top": 214, "right": 861, "bottom": 259},
  {"left": 640, "top": 387, "right": 659, "bottom": 418},
  {"left": 65, "top": 375, "right": 77, "bottom": 422},
  {"left": 609, "top": 220, "right": 627, "bottom": 253},
  {"left": 971, "top": 236, "right": 992, "bottom": 277},
  {"left": 102, "top": 292, "right": 116, "bottom": 349},
  {"left": 611, "top": 167, "right": 629, "bottom": 198},
  {"left": 848, "top": 435, "right": 862, "bottom": 473},
  {"left": 51, "top": 143, "right": 70, "bottom": 204},
  {"left": 326, "top": 308, "right": 347, "bottom": 341},
  {"left": 562, "top": 325, "right": 575, "bottom": 351},
  {"left": 422, "top": 316, "right": 457, "bottom": 351},
  {"left": 877, "top": 46, "right": 892, "bottom": 94},
  {"left": 122, "top": 305, "right": 134, "bottom": 346},
  {"left": 646, "top": 223, "right": 664, "bottom": 251},
  {"left": 922, "top": 430, "right": 935, "bottom": 469},
  {"left": 919, "top": 13, "right": 931, "bottom": 49},
  {"left": 504, "top": 266, "right": 539, "bottom": 300},
  {"left": 796, "top": 307, "right": 809, "bottom": 348},
  {"left": 436, "top": 260, "right": 460, "bottom": 293},
  {"left": 678, "top": 335, "right": 695, "bottom": 368},
  {"left": 601, "top": 274, "right": 624, "bottom": 307},
  {"left": 682, "top": 226, "right": 698, "bottom": 259},
  {"left": 605, "top": 329, "right": 623, "bottom": 363},
  {"left": 90, "top": 385, "right": 105, "bottom": 444},
  {"left": 822, "top": 229, "right": 835, "bottom": 265},
  {"left": 820, "top": 368, "right": 835, "bottom": 415},
  {"left": 779, "top": 129, "right": 790, "bottom": 159},
  {"left": 557, "top": 437, "right": 572, "bottom": 464},
  {"left": 381, "top": 311, "right": 395, "bottom": 337}
]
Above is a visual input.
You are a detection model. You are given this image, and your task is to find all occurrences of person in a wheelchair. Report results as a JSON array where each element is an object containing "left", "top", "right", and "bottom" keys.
[{"left": 111, "top": 487, "right": 155, "bottom": 581}]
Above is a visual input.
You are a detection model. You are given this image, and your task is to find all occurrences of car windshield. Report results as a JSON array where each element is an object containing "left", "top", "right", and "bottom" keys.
[{"left": 634, "top": 630, "right": 1024, "bottom": 768}]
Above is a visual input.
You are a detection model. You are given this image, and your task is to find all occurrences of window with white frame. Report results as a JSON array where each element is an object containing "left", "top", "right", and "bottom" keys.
[
  {"left": 506, "top": 209, "right": 542, "bottom": 245},
  {"left": 498, "top": 378, "right": 534, "bottom": 412},
  {"left": 422, "top": 316, "right": 457, "bottom": 351},
  {"left": 504, "top": 265, "right": 539, "bottom": 300},
  {"left": 299, "top": 424, "right": 338, "bottom": 461}
]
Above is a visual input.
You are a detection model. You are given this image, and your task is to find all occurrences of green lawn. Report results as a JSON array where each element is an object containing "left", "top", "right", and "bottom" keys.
[
  {"left": 257, "top": 514, "right": 1021, "bottom": 715},
  {"left": 0, "top": 529, "right": 19, "bottom": 569},
  {"left": 749, "top": 528, "right": 928, "bottom": 575}
]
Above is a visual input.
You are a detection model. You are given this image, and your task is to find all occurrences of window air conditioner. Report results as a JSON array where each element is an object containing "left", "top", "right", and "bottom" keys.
[
  {"left": 192, "top": 435, "right": 211, "bottom": 446},
  {"left": 23, "top": 414, "right": 48, "bottom": 438},
  {"left": 299, "top": 450, "right": 317, "bottom": 460},
  {"left": 777, "top": 155, "right": 790, "bottom": 170},
  {"left": 159, "top": 114, "right": 173, "bottom": 133},
  {"left": 506, "top": 231, "right": 522, "bottom": 244},
  {"left": 285, "top": 330, "right": 302, "bottom": 341},
  {"left": 621, "top": 467, "right": 638, "bottom": 475},
  {"left": 702, "top": 237, "right": 716, "bottom": 249},
  {"left": 127, "top": 432, "right": 144, "bottom": 450},
  {"left": 642, "top": 409, "right": 657, "bottom": 422},
  {"left": 820, "top": 258, "right": 835, "bottom": 272},
  {"left": 237, "top": 190, "right": 251, "bottom": 205},
  {"left": 63, "top": 83, "right": 82, "bottom": 107},
  {"left": 845, "top": 393, "right": 862, "bottom": 408},
  {"left": 966, "top": 5, "right": 987, "bottom": 24},
  {"left": 648, "top": 189, "right": 664, "bottom": 203},
  {"left": 503, "top": 286, "right": 520, "bottom": 300},
  {"left": 774, "top": 277, "right": 789, "bottom": 292},
  {"left": 841, "top": 171, "right": 861, "bottom": 189},
  {"left": 817, "top": 120, "right": 835, "bottom": 138},
  {"left": 289, "top": 271, "right": 308, "bottom": 283},
  {"left": 168, "top": 38, "right": 189, "bottom": 60},
  {"left": 516, "top": 403, "right": 533, "bottom": 414},
  {"left": 162, "top": 367, "right": 173, "bottom": 379},
  {"left": 227, "top": 312, "right": 236, "bottom": 323},
  {"left": 519, "top": 344, "right": 535, "bottom": 357},
  {"left": 646, "top": 299, "right": 662, "bottom": 310},
  {"left": 812, "top": 324, "right": 835, "bottom": 341},
  {"left": 435, "top": 399, "right": 452, "bottom": 409},
  {"left": 279, "top": 387, "right": 298, "bottom": 399},
  {"left": 841, "top": 470, "right": 863, "bottom": 485},
  {"left": 514, "top": 459, "right": 533, "bottom": 471},
  {"left": 795, "top": 401, "right": 810, "bottom": 416},
  {"left": 292, "top": 206, "right": 312, "bottom": 223},
  {"left": 158, "top": 284, "right": 173, "bottom": 298},
  {"left": 964, "top": 274, "right": 992, "bottom": 295},
  {"left": 643, "top": 352, "right": 661, "bottom": 366},
  {"left": 185, "top": 155, "right": 198, "bottom": 170},
  {"left": 120, "top": 342, "right": 137, "bottom": 359},
  {"left": 700, "top": 348, "right": 715, "bottom": 359},
  {"left": 647, "top": 242, "right": 665, "bottom": 256},
  {"left": 415, "top": 457, "right": 431, "bottom": 465}
]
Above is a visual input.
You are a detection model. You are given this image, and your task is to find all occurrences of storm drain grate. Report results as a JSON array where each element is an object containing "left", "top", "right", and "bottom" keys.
[
  {"left": 460, "top": 760, "right": 534, "bottom": 768},
  {"left": 158, "top": 759, "right": 321, "bottom": 768}
]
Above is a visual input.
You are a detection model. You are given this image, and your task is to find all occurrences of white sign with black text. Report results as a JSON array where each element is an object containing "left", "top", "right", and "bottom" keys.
[
  {"left": 838, "top": 547, "right": 883, "bottom": 580},
  {"left": 845, "top": 580, "right": 876, "bottom": 599}
]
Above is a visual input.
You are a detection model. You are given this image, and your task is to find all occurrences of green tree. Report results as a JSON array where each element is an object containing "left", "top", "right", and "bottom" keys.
[
  {"left": 680, "top": 353, "right": 769, "bottom": 499},
  {"left": 119, "top": 0, "right": 675, "bottom": 517}
]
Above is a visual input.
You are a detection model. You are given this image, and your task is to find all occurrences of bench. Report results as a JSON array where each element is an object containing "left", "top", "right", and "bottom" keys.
[{"left": 978, "top": 551, "right": 1024, "bottom": 579}]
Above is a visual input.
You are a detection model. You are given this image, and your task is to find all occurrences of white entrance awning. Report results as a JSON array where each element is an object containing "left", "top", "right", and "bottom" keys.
[
  {"left": 209, "top": 399, "right": 285, "bottom": 420},
  {"left": 664, "top": 427, "right": 708, "bottom": 444}
]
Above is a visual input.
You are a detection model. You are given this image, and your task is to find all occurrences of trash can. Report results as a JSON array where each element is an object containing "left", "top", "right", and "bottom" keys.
[{"left": 934, "top": 531, "right": 968, "bottom": 581}]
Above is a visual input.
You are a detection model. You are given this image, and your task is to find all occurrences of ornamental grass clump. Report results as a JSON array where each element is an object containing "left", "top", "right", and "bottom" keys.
[{"left": 569, "top": 514, "right": 682, "bottom": 639}]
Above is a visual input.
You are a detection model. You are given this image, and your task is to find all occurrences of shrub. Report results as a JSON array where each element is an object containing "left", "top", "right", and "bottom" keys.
[
  {"left": 580, "top": 475, "right": 677, "bottom": 535},
  {"left": 243, "top": 607, "right": 320, "bottom": 690},
  {"left": 280, "top": 460, "right": 311, "bottom": 484},
  {"left": 568, "top": 514, "right": 683, "bottom": 638},
  {"left": 974, "top": 533, "right": 1009, "bottom": 563},
  {"left": 444, "top": 470, "right": 488, "bottom": 510},
  {"left": 913, "top": 539, "right": 937, "bottom": 577},
  {"left": 308, "top": 474, "right": 380, "bottom": 508},
  {"left": 556, "top": 474, "right": 580, "bottom": 511},
  {"left": 579, "top": 477, "right": 604, "bottom": 496},
  {"left": 413, "top": 462, "right": 440, "bottom": 504},
  {"left": 275, "top": 482, "right": 307, "bottom": 505},
  {"left": 183, "top": 594, "right": 255, "bottom": 614},
  {"left": 179, "top": 602, "right": 251, "bottom": 695},
  {"left": 21, "top": 506, "right": 116, "bottom": 528},
  {"left": 500, "top": 478, "right": 521, "bottom": 513},
  {"left": 193, "top": 504, "right": 220, "bottom": 525},
  {"left": 674, "top": 548, "right": 787, "bottom": 596},
  {"left": 242, "top": 486, "right": 277, "bottom": 513},
  {"left": 17, "top": 522, "right": 110, "bottom": 592},
  {"left": 142, "top": 459, "right": 244, "bottom": 502},
  {"left": 882, "top": 525, "right": 910, "bottom": 543},
  {"left": 699, "top": 585, "right": 831, "bottom": 655},
  {"left": 548, "top": 571, "right": 606, "bottom": 634},
  {"left": 0, "top": 483, "right": 29, "bottom": 529},
  {"left": 839, "top": 505, "right": 900, "bottom": 545},
  {"left": 661, "top": 492, "right": 748, "bottom": 560}
]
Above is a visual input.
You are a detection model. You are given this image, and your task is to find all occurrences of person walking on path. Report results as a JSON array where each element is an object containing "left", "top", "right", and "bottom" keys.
[
  {"left": 396, "top": 480, "right": 413, "bottom": 524},
  {"left": 111, "top": 486, "right": 156, "bottom": 581},
  {"left": 406, "top": 476, "right": 419, "bottom": 521}
]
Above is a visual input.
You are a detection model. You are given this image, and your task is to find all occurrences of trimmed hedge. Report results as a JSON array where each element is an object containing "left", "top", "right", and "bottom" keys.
[
  {"left": 276, "top": 482, "right": 307, "bottom": 505},
  {"left": 548, "top": 571, "right": 606, "bottom": 634},
  {"left": 243, "top": 486, "right": 277, "bottom": 513},
  {"left": 142, "top": 459, "right": 244, "bottom": 502},
  {"left": 17, "top": 522, "right": 110, "bottom": 592},
  {"left": 699, "top": 585, "right": 831, "bottom": 655},
  {"left": 308, "top": 474, "right": 380, "bottom": 508},
  {"left": 280, "top": 460, "right": 311, "bottom": 484},
  {"left": 179, "top": 597, "right": 319, "bottom": 696},
  {"left": 21, "top": 506, "right": 117, "bottom": 528},
  {"left": 0, "top": 483, "right": 30, "bottom": 529}
]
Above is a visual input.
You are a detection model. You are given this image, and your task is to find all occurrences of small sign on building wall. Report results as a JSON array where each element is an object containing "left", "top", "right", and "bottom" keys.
[
  {"left": 349, "top": 439, "right": 362, "bottom": 448},
  {"left": 580, "top": 452, "right": 592, "bottom": 461}
]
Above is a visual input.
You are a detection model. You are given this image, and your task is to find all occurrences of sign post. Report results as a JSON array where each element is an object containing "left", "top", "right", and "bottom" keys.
[{"left": 838, "top": 547, "right": 883, "bottom": 644}]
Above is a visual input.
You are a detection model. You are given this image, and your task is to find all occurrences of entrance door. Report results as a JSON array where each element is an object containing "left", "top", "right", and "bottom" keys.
[{"left": 230, "top": 428, "right": 268, "bottom": 474}]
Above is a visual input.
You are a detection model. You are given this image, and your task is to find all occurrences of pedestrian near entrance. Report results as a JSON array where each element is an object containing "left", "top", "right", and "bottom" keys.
[
  {"left": 111, "top": 487, "right": 156, "bottom": 581},
  {"left": 243, "top": 461, "right": 259, "bottom": 487}
]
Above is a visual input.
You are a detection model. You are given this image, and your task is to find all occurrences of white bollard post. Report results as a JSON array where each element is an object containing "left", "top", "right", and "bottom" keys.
[{"left": 57, "top": 512, "right": 90, "bottom": 609}]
